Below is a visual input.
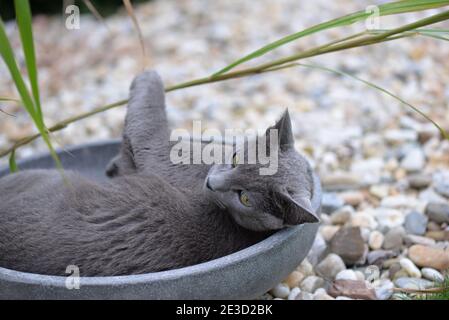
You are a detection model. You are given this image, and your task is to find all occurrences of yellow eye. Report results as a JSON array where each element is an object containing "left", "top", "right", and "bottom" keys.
[
  {"left": 239, "top": 191, "right": 251, "bottom": 207},
  {"left": 232, "top": 152, "right": 239, "bottom": 168}
]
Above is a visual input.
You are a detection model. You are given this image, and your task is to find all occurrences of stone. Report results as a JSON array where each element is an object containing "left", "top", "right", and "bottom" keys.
[
  {"left": 330, "top": 227, "right": 366, "bottom": 265},
  {"left": 320, "top": 225, "right": 340, "bottom": 242},
  {"left": 380, "top": 195, "right": 419, "bottom": 209},
  {"left": 315, "top": 253, "right": 346, "bottom": 280},
  {"left": 313, "top": 291, "right": 335, "bottom": 300},
  {"left": 394, "top": 277, "right": 434, "bottom": 290},
  {"left": 384, "top": 129, "right": 417, "bottom": 144},
  {"left": 372, "top": 209, "right": 405, "bottom": 229},
  {"left": 427, "top": 221, "right": 441, "bottom": 232},
  {"left": 435, "top": 182, "right": 449, "bottom": 198},
  {"left": 330, "top": 205, "right": 354, "bottom": 225},
  {"left": 404, "top": 211, "right": 428, "bottom": 235},
  {"left": 335, "top": 296, "right": 353, "bottom": 300},
  {"left": 306, "top": 233, "right": 327, "bottom": 266},
  {"left": 421, "top": 268, "right": 444, "bottom": 282},
  {"left": 403, "top": 234, "right": 435, "bottom": 246},
  {"left": 287, "top": 287, "right": 301, "bottom": 300},
  {"left": 321, "top": 173, "right": 361, "bottom": 192},
  {"left": 300, "top": 276, "right": 325, "bottom": 293},
  {"left": 321, "top": 192, "right": 345, "bottom": 214},
  {"left": 350, "top": 212, "right": 378, "bottom": 230},
  {"left": 294, "top": 291, "right": 314, "bottom": 300},
  {"left": 382, "top": 227, "right": 404, "bottom": 251},
  {"left": 426, "top": 230, "right": 449, "bottom": 241},
  {"left": 408, "top": 245, "right": 449, "bottom": 270},
  {"left": 340, "top": 191, "right": 364, "bottom": 207},
  {"left": 388, "top": 263, "right": 402, "bottom": 279},
  {"left": 399, "top": 258, "right": 421, "bottom": 278},
  {"left": 400, "top": 147, "right": 426, "bottom": 172},
  {"left": 367, "top": 250, "right": 396, "bottom": 266},
  {"left": 375, "top": 279, "right": 394, "bottom": 300},
  {"left": 369, "top": 185, "right": 390, "bottom": 199},
  {"left": 393, "top": 269, "right": 410, "bottom": 280},
  {"left": 425, "top": 202, "right": 449, "bottom": 224},
  {"left": 354, "top": 271, "right": 365, "bottom": 281},
  {"left": 284, "top": 271, "right": 305, "bottom": 288},
  {"left": 296, "top": 258, "right": 314, "bottom": 277},
  {"left": 270, "top": 282, "right": 290, "bottom": 299},
  {"left": 328, "top": 280, "right": 377, "bottom": 300},
  {"left": 408, "top": 174, "right": 432, "bottom": 190},
  {"left": 335, "top": 269, "right": 358, "bottom": 281},
  {"left": 419, "top": 188, "right": 448, "bottom": 204},
  {"left": 368, "top": 231, "right": 384, "bottom": 250}
]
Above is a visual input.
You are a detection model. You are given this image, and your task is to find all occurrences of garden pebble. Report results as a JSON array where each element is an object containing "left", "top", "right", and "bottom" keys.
[
  {"left": 408, "top": 244, "right": 449, "bottom": 270},
  {"left": 421, "top": 268, "right": 444, "bottom": 283},
  {"left": 330, "top": 227, "right": 366, "bottom": 265},
  {"left": 394, "top": 277, "right": 434, "bottom": 290},
  {"left": 299, "top": 276, "right": 325, "bottom": 293},
  {"left": 270, "top": 283, "right": 290, "bottom": 299},
  {"left": 315, "top": 254, "right": 346, "bottom": 280},
  {"left": 328, "top": 280, "right": 377, "bottom": 300},
  {"left": 404, "top": 211, "right": 428, "bottom": 235},
  {"left": 399, "top": 258, "right": 421, "bottom": 278},
  {"left": 425, "top": 202, "right": 449, "bottom": 224}
]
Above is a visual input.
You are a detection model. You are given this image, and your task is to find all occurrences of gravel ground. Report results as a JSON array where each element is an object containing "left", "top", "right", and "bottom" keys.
[{"left": 1, "top": 0, "right": 449, "bottom": 300}]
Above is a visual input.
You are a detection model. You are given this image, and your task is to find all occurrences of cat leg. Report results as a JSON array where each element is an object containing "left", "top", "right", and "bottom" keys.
[{"left": 121, "top": 70, "right": 170, "bottom": 173}]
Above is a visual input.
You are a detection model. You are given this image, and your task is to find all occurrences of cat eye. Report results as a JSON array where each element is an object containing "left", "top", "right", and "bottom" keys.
[
  {"left": 232, "top": 152, "right": 239, "bottom": 168},
  {"left": 239, "top": 191, "right": 251, "bottom": 207}
]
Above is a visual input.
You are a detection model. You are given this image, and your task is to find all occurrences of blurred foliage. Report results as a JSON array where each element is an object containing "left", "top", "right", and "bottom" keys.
[{"left": 0, "top": 0, "right": 150, "bottom": 21}]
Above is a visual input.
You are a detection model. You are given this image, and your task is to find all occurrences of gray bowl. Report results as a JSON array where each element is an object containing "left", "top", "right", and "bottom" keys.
[{"left": 0, "top": 140, "right": 321, "bottom": 299}]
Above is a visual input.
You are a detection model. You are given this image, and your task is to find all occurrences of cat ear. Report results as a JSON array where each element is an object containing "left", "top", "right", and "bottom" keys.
[
  {"left": 265, "top": 109, "right": 295, "bottom": 150},
  {"left": 277, "top": 192, "right": 319, "bottom": 225}
]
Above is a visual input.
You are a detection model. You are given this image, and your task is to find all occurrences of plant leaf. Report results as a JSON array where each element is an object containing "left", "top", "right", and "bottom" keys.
[
  {"left": 14, "top": 0, "right": 42, "bottom": 120},
  {"left": 122, "top": 0, "right": 148, "bottom": 69},
  {"left": 213, "top": 0, "right": 449, "bottom": 76},
  {"left": 9, "top": 149, "right": 18, "bottom": 173}
]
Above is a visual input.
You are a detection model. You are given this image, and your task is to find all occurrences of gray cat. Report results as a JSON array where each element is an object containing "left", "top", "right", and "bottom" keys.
[{"left": 0, "top": 71, "right": 318, "bottom": 276}]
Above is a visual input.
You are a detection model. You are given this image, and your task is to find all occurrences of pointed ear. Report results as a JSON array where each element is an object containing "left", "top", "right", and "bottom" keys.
[
  {"left": 276, "top": 192, "right": 319, "bottom": 225},
  {"left": 265, "top": 109, "right": 295, "bottom": 150}
]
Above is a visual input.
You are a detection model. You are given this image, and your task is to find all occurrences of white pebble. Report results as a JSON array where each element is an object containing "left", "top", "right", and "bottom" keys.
[
  {"left": 355, "top": 271, "right": 366, "bottom": 281},
  {"left": 335, "top": 269, "right": 358, "bottom": 281},
  {"left": 375, "top": 279, "right": 394, "bottom": 300},
  {"left": 287, "top": 287, "right": 301, "bottom": 300},
  {"left": 400, "top": 258, "right": 422, "bottom": 278},
  {"left": 320, "top": 225, "right": 340, "bottom": 241},
  {"left": 421, "top": 268, "right": 444, "bottom": 282},
  {"left": 368, "top": 231, "right": 384, "bottom": 250},
  {"left": 270, "top": 282, "right": 290, "bottom": 299},
  {"left": 296, "top": 258, "right": 314, "bottom": 277},
  {"left": 336, "top": 296, "right": 353, "bottom": 300}
]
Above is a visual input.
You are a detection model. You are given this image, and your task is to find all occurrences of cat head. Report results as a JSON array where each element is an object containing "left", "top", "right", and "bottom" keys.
[{"left": 204, "top": 110, "right": 319, "bottom": 232}]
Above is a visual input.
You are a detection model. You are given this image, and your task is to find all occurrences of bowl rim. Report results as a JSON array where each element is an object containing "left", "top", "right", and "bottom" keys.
[{"left": 0, "top": 139, "right": 321, "bottom": 287}]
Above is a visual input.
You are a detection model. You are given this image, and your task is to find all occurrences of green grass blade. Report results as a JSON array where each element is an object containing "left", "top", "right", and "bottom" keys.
[
  {"left": 0, "top": 14, "right": 62, "bottom": 170},
  {"left": 14, "top": 0, "right": 42, "bottom": 120},
  {"left": 0, "top": 96, "right": 21, "bottom": 103},
  {"left": 294, "top": 62, "right": 449, "bottom": 141},
  {"left": 0, "top": 19, "right": 38, "bottom": 123},
  {"left": 213, "top": 0, "right": 449, "bottom": 76},
  {"left": 9, "top": 149, "right": 18, "bottom": 173}
]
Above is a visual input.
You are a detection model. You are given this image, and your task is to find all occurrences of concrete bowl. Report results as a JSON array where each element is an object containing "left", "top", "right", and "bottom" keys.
[{"left": 0, "top": 140, "right": 321, "bottom": 299}]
